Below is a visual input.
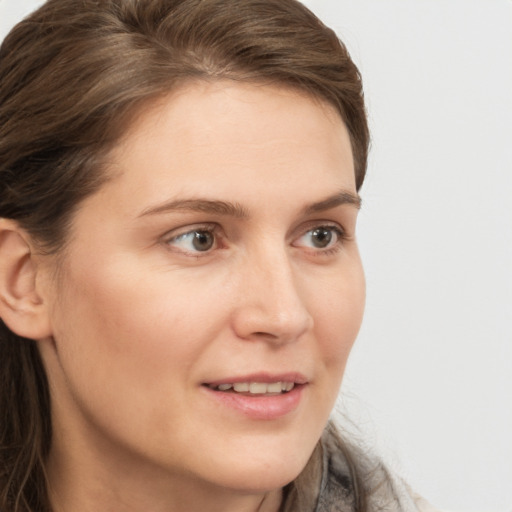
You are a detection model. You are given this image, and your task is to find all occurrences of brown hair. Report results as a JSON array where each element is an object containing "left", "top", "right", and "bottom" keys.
[{"left": 0, "top": 1, "right": 369, "bottom": 510}]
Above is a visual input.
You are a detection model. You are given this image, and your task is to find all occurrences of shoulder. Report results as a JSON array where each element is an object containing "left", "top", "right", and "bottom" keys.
[
  {"left": 318, "top": 425, "right": 442, "bottom": 512},
  {"left": 408, "top": 490, "right": 443, "bottom": 512}
]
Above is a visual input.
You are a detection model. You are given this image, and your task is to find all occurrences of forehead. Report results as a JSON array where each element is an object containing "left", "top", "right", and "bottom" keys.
[
  {"left": 119, "top": 80, "right": 345, "bottom": 142},
  {"left": 114, "top": 81, "right": 351, "bottom": 166},
  {"left": 91, "top": 81, "right": 356, "bottom": 218}
]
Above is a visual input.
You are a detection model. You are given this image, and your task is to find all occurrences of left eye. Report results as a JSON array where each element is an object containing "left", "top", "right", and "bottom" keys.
[
  {"left": 294, "top": 226, "right": 342, "bottom": 250},
  {"left": 167, "top": 229, "right": 216, "bottom": 253}
]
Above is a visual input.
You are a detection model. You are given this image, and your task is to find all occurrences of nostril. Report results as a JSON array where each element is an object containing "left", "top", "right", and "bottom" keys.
[
  {"left": 253, "top": 331, "right": 278, "bottom": 338},
  {"left": 232, "top": 308, "right": 312, "bottom": 344},
  {"left": 230, "top": 267, "right": 313, "bottom": 342}
]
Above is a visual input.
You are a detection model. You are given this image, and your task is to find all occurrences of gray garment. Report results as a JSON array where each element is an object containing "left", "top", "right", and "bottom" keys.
[{"left": 283, "top": 425, "right": 438, "bottom": 512}]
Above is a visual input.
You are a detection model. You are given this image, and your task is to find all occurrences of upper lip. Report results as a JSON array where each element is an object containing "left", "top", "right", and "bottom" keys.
[{"left": 203, "top": 372, "right": 309, "bottom": 387}]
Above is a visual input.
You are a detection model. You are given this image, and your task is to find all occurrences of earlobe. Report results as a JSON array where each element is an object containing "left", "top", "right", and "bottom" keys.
[{"left": 0, "top": 219, "right": 52, "bottom": 340}]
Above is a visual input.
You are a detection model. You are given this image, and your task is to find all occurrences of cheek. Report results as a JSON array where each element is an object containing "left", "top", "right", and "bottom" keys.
[
  {"left": 312, "top": 262, "right": 365, "bottom": 378},
  {"left": 45, "top": 258, "right": 231, "bottom": 448},
  {"left": 51, "top": 256, "right": 230, "bottom": 384}
]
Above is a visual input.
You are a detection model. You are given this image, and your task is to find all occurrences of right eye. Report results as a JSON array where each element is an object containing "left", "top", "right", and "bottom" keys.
[{"left": 166, "top": 228, "right": 217, "bottom": 254}]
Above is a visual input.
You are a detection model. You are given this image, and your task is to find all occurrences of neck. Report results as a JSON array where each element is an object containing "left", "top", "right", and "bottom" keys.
[
  {"left": 47, "top": 435, "right": 283, "bottom": 512},
  {"left": 49, "top": 481, "right": 283, "bottom": 512}
]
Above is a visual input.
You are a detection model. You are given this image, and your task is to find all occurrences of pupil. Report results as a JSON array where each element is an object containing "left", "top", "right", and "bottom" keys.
[
  {"left": 193, "top": 231, "right": 214, "bottom": 251},
  {"left": 312, "top": 228, "right": 332, "bottom": 248}
]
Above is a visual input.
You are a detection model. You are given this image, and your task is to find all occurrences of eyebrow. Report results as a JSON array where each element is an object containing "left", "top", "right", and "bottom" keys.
[
  {"left": 138, "top": 190, "right": 361, "bottom": 219},
  {"left": 302, "top": 190, "right": 361, "bottom": 214},
  {"left": 139, "top": 198, "right": 249, "bottom": 218}
]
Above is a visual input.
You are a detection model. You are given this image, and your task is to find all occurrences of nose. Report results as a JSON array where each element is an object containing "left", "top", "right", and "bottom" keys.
[{"left": 230, "top": 246, "right": 313, "bottom": 344}]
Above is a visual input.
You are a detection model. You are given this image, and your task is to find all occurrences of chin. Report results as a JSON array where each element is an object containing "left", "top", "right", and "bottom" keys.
[
  {"left": 212, "top": 466, "right": 304, "bottom": 494},
  {"left": 194, "top": 441, "right": 315, "bottom": 494}
]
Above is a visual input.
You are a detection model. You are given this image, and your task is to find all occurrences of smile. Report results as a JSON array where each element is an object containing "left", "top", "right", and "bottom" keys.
[
  {"left": 207, "top": 382, "right": 295, "bottom": 395},
  {"left": 203, "top": 379, "right": 306, "bottom": 420}
]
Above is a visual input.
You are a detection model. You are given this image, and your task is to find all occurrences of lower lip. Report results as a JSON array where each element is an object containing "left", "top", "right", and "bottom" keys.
[{"left": 202, "top": 385, "right": 305, "bottom": 420}]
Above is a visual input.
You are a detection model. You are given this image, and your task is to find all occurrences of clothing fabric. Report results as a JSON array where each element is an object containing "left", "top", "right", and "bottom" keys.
[{"left": 283, "top": 425, "right": 439, "bottom": 512}]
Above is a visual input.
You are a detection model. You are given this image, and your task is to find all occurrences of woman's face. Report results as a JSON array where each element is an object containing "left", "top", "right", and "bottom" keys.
[{"left": 40, "top": 82, "right": 365, "bottom": 497}]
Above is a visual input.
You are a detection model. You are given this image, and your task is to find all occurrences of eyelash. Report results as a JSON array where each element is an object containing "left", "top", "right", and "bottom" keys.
[
  {"left": 293, "top": 224, "right": 346, "bottom": 256},
  {"left": 163, "top": 224, "right": 222, "bottom": 256},
  {"left": 163, "top": 222, "right": 347, "bottom": 258}
]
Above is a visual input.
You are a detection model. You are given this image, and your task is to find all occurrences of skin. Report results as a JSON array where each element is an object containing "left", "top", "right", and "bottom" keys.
[{"left": 34, "top": 81, "right": 366, "bottom": 512}]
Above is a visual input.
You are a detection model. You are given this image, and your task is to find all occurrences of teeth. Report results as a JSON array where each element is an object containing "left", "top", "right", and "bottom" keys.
[
  {"left": 215, "top": 382, "right": 296, "bottom": 394},
  {"left": 249, "top": 382, "right": 267, "bottom": 394},
  {"left": 267, "top": 382, "right": 283, "bottom": 393},
  {"left": 283, "top": 382, "right": 294, "bottom": 392}
]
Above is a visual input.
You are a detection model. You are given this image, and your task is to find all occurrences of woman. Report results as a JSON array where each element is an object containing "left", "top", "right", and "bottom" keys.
[{"left": 0, "top": 1, "right": 435, "bottom": 511}]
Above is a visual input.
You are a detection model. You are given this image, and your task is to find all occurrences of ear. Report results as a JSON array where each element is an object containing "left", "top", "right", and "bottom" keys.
[{"left": 0, "top": 219, "right": 52, "bottom": 340}]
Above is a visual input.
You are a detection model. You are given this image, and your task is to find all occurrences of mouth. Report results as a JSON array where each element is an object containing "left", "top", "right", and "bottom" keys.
[
  {"left": 205, "top": 381, "right": 296, "bottom": 396},
  {"left": 202, "top": 375, "right": 307, "bottom": 419}
]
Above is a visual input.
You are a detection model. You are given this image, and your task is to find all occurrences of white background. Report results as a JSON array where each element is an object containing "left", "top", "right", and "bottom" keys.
[{"left": 1, "top": 1, "right": 511, "bottom": 511}]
